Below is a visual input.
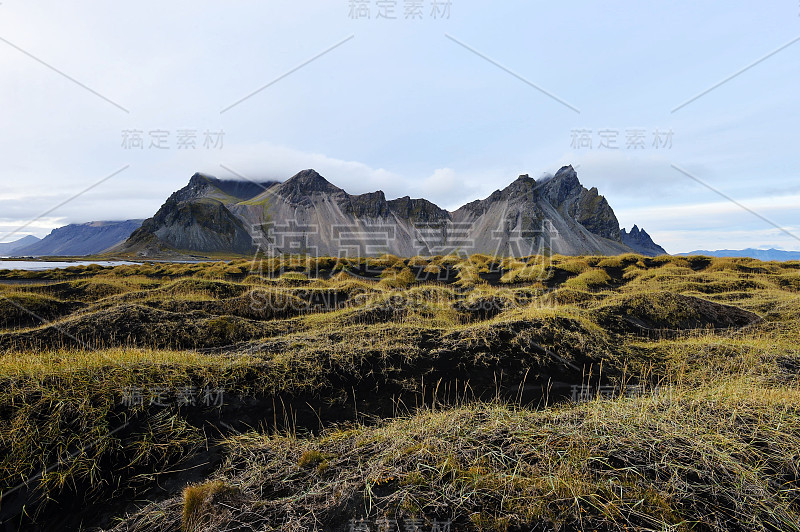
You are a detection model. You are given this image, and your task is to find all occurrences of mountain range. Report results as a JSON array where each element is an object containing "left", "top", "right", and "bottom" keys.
[
  {"left": 8, "top": 220, "right": 143, "bottom": 257},
  {"left": 678, "top": 248, "right": 800, "bottom": 261},
  {"left": 114, "top": 165, "right": 666, "bottom": 258},
  {"left": 0, "top": 235, "right": 41, "bottom": 256}
]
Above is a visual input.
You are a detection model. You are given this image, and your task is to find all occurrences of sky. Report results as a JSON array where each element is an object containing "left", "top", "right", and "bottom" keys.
[{"left": 0, "top": 0, "right": 798, "bottom": 254}]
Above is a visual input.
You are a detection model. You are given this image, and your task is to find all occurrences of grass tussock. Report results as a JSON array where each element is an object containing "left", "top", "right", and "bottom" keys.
[
  {"left": 562, "top": 268, "right": 612, "bottom": 291},
  {"left": 182, "top": 480, "right": 241, "bottom": 532}
]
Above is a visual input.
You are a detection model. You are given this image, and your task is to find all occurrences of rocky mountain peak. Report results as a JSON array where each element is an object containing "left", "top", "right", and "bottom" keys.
[
  {"left": 388, "top": 196, "right": 450, "bottom": 223},
  {"left": 179, "top": 173, "right": 277, "bottom": 203},
  {"left": 539, "top": 165, "right": 583, "bottom": 206},
  {"left": 554, "top": 165, "right": 577, "bottom": 178},
  {"left": 550, "top": 165, "right": 580, "bottom": 189},
  {"left": 275, "top": 169, "right": 343, "bottom": 206},
  {"left": 188, "top": 172, "right": 212, "bottom": 187},
  {"left": 172, "top": 173, "right": 214, "bottom": 202},
  {"left": 282, "top": 169, "right": 337, "bottom": 193},
  {"left": 507, "top": 174, "right": 535, "bottom": 193},
  {"left": 343, "top": 190, "right": 391, "bottom": 217},
  {"left": 273, "top": 169, "right": 338, "bottom": 206},
  {"left": 621, "top": 226, "right": 666, "bottom": 256}
]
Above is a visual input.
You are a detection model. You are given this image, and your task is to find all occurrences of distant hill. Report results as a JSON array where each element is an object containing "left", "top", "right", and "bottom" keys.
[
  {"left": 16, "top": 220, "right": 144, "bottom": 257},
  {"left": 117, "top": 166, "right": 666, "bottom": 258},
  {"left": 679, "top": 248, "right": 800, "bottom": 261},
  {"left": 621, "top": 225, "right": 667, "bottom": 256},
  {"left": 0, "top": 235, "right": 41, "bottom": 256}
]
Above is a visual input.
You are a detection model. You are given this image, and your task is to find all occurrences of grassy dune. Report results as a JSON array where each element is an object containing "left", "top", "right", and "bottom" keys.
[{"left": 0, "top": 254, "right": 798, "bottom": 531}]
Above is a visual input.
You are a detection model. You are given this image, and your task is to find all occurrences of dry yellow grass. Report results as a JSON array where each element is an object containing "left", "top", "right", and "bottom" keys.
[{"left": 0, "top": 253, "right": 798, "bottom": 530}]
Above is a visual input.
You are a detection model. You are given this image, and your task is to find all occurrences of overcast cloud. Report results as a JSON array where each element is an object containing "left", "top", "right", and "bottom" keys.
[{"left": 1, "top": 1, "right": 798, "bottom": 253}]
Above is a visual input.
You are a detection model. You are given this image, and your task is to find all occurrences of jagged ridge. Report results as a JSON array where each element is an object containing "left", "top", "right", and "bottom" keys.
[
  {"left": 118, "top": 166, "right": 666, "bottom": 258},
  {"left": 621, "top": 225, "right": 667, "bottom": 256}
]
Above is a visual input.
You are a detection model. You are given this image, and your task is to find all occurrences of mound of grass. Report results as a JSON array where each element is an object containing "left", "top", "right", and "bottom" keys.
[
  {"left": 705, "top": 256, "right": 773, "bottom": 274},
  {"left": 146, "top": 289, "right": 309, "bottom": 321},
  {"left": 649, "top": 255, "right": 691, "bottom": 268},
  {"left": 159, "top": 278, "right": 250, "bottom": 299},
  {"left": 552, "top": 258, "right": 592, "bottom": 275},
  {"left": 0, "top": 292, "right": 82, "bottom": 329},
  {"left": 436, "top": 309, "right": 612, "bottom": 381},
  {"left": 452, "top": 293, "right": 516, "bottom": 321},
  {"left": 361, "top": 254, "right": 404, "bottom": 273},
  {"left": 596, "top": 291, "right": 761, "bottom": 335},
  {"left": 182, "top": 480, "right": 241, "bottom": 532},
  {"left": 18, "top": 279, "right": 132, "bottom": 302},
  {"left": 499, "top": 263, "right": 550, "bottom": 284},
  {"left": 0, "top": 303, "right": 278, "bottom": 350},
  {"left": 776, "top": 272, "right": 800, "bottom": 292},
  {"left": 403, "top": 284, "right": 457, "bottom": 304},
  {"left": 545, "top": 287, "right": 598, "bottom": 306},
  {"left": 379, "top": 267, "right": 417, "bottom": 289},
  {"left": 342, "top": 298, "right": 412, "bottom": 325},
  {"left": 278, "top": 271, "right": 309, "bottom": 283},
  {"left": 562, "top": 268, "right": 612, "bottom": 291},
  {"left": 624, "top": 268, "right": 778, "bottom": 295}
]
